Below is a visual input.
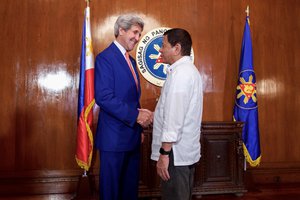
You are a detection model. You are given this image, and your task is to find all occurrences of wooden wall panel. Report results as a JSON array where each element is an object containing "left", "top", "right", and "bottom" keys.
[
  {"left": 0, "top": 0, "right": 300, "bottom": 194},
  {"left": 251, "top": 0, "right": 300, "bottom": 165}
]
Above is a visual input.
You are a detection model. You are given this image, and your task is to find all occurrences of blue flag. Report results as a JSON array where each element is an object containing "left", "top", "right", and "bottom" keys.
[{"left": 233, "top": 16, "right": 261, "bottom": 167}]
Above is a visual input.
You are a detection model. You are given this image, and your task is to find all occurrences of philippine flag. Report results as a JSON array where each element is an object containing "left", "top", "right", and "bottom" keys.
[{"left": 75, "top": 5, "right": 95, "bottom": 171}]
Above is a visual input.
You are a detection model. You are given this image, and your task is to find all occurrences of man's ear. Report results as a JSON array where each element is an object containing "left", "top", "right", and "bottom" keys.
[
  {"left": 174, "top": 43, "right": 182, "bottom": 55},
  {"left": 119, "top": 28, "right": 125, "bottom": 36}
]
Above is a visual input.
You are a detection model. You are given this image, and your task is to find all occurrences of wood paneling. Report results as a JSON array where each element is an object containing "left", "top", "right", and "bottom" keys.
[
  {"left": 0, "top": 0, "right": 300, "bottom": 195},
  {"left": 252, "top": 0, "right": 300, "bottom": 164}
]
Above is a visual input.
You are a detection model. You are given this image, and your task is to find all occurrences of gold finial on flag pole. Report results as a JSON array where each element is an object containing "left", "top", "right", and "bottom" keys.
[
  {"left": 245, "top": 5, "right": 250, "bottom": 17},
  {"left": 85, "top": 0, "right": 90, "bottom": 7},
  {"left": 245, "top": 5, "right": 250, "bottom": 25}
]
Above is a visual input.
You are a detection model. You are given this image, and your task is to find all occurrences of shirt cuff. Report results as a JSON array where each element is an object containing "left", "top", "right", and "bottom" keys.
[{"left": 161, "top": 131, "right": 178, "bottom": 143}]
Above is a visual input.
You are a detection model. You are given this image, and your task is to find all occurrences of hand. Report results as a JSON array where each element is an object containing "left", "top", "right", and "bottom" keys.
[
  {"left": 137, "top": 109, "right": 153, "bottom": 127},
  {"left": 156, "top": 155, "right": 170, "bottom": 181}
]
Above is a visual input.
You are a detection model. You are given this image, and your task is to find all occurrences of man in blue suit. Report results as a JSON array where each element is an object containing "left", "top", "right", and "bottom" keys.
[{"left": 94, "top": 14, "right": 152, "bottom": 200}]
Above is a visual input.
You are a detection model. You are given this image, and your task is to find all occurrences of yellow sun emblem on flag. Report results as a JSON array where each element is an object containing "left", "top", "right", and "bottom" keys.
[
  {"left": 236, "top": 75, "right": 257, "bottom": 104},
  {"left": 85, "top": 36, "right": 93, "bottom": 57}
]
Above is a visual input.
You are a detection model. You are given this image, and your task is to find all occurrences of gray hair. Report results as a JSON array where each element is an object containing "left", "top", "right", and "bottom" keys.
[{"left": 114, "top": 14, "right": 144, "bottom": 37}]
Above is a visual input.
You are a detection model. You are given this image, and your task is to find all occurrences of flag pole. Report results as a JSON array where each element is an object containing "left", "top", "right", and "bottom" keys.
[
  {"left": 86, "top": 0, "right": 90, "bottom": 7},
  {"left": 244, "top": 5, "right": 250, "bottom": 172},
  {"left": 82, "top": 0, "right": 91, "bottom": 178},
  {"left": 75, "top": 0, "right": 95, "bottom": 199}
]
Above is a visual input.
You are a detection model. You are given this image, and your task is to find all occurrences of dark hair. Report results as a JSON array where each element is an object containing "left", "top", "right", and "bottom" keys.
[{"left": 163, "top": 28, "right": 192, "bottom": 56}]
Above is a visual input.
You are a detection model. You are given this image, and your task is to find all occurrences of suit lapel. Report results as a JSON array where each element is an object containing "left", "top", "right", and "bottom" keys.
[{"left": 110, "top": 43, "right": 140, "bottom": 96}]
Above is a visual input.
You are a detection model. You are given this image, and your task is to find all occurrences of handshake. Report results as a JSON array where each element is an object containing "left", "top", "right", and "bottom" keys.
[{"left": 137, "top": 108, "right": 153, "bottom": 128}]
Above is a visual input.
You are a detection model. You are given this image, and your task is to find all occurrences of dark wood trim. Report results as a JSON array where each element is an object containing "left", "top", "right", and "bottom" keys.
[
  {"left": 1, "top": 165, "right": 300, "bottom": 195},
  {"left": 0, "top": 170, "right": 82, "bottom": 195},
  {"left": 248, "top": 167, "right": 300, "bottom": 184}
]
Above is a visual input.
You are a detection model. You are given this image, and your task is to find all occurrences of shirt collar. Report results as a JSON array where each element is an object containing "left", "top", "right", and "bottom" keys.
[
  {"left": 114, "top": 40, "right": 127, "bottom": 57},
  {"left": 167, "top": 56, "right": 192, "bottom": 74}
]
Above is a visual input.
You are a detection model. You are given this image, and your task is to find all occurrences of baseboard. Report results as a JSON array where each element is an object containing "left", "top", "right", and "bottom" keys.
[
  {"left": 0, "top": 169, "right": 97, "bottom": 195},
  {"left": 247, "top": 166, "right": 300, "bottom": 184},
  {"left": 1, "top": 167, "right": 300, "bottom": 196}
]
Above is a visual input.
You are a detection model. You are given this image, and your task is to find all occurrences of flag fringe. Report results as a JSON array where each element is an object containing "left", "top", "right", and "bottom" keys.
[
  {"left": 75, "top": 99, "right": 95, "bottom": 171},
  {"left": 243, "top": 143, "right": 261, "bottom": 167}
]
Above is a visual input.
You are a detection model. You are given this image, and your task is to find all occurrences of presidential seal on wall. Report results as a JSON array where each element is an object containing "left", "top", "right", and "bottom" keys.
[{"left": 136, "top": 27, "right": 194, "bottom": 87}]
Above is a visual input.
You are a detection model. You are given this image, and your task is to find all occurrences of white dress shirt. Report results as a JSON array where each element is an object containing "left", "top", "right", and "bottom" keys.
[{"left": 151, "top": 56, "right": 203, "bottom": 166}]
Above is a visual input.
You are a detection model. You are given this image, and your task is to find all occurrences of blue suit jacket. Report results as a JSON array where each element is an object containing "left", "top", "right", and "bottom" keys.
[{"left": 94, "top": 42, "right": 142, "bottom": 152}]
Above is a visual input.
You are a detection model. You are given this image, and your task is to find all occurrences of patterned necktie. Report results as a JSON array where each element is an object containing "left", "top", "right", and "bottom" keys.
[{"left": 125, "top": 52, "right": 138, "bottom": 90}]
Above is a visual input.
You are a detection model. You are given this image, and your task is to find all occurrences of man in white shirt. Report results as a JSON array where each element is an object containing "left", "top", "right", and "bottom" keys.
[{"left": 151, "top": 28, "right": 203, "bottom": 200}]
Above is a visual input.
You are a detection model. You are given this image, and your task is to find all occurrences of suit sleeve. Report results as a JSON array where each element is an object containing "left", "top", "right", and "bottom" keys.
[{"left": 94, "top": 54, "right": 139, "bottom": 127}]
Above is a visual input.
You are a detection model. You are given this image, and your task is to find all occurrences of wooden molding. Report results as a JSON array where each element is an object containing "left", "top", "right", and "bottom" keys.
[
  {"left": 247, "top": 167, "right": 300, "bottom": 184},
  {"left": 1, "top": 166, "right": 300, "bottom": 195},
  {"left": 0, "top": 170, "right": 88, "bottom": 195}
]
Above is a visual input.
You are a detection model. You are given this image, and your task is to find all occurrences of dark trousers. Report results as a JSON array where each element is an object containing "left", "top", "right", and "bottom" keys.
[
  {"left": 99, "top": 147, "right": 140, "bottom": 200},
  {"left": 161, "top": 151, "right": 195, "bottom": 200}
]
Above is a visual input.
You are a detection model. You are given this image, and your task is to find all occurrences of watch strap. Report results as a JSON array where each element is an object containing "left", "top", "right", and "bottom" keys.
[{"left": 159, "top": 147, "right": 171, "bottom": 155}]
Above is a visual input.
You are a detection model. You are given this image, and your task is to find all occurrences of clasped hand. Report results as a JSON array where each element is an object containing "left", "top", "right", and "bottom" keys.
[{"left": 137, "top": 108, "right": 153, "bottom": 128}]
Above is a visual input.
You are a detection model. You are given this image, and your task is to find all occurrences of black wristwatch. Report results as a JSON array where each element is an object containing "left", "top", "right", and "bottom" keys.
[{"left": 159, "top": 147, "right": 171, "bottom": 156}]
